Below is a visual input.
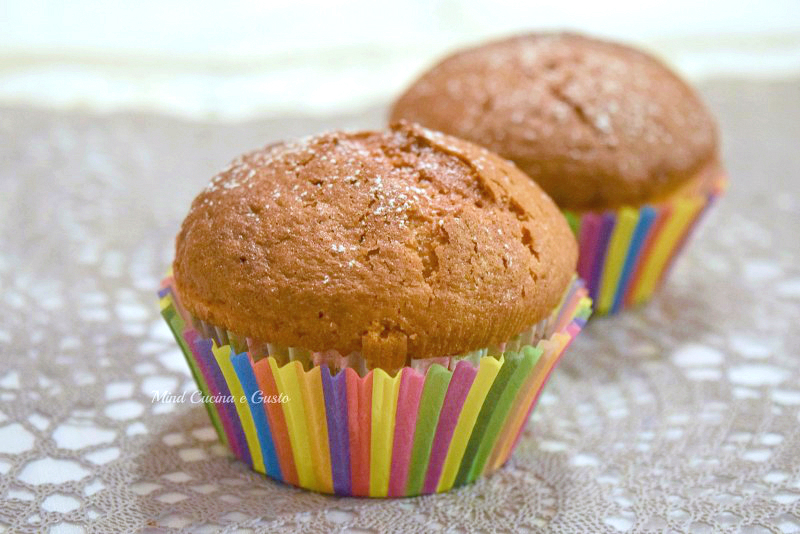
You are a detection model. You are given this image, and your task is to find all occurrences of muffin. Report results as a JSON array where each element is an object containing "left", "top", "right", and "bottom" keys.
[
  {"left": 158, "top": 122, "right": 591, "bottom": 496},
  {"left": 391, "top": 32, "right": 726, "bottom": 314}
]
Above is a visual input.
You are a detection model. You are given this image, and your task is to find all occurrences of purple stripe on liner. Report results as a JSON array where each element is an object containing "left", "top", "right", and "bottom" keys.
[
  {"left": 422, "top": 361, "right": 479, "bottom": 494},
  {"left": 577, "top": 214, "right": 600, "bottom": 282},
  {"left": 183, "top": 330, "right": 244, "bottom": 461},
  {"left": 588, "top": 213, "right": 616, "bottom": 302},
  {"left": 321, "top": 366, "right": 351, "bottom": 495},
  {"left": 188, "top": 332, "right": 252, "bottom": 468}
]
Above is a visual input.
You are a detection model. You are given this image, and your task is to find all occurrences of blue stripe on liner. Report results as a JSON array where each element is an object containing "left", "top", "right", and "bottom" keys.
[
  {"left": 611, "top": 205, "right": 657, "bottom": 313},
  {"left": 231, "top": 351, "right": 282, "bottom": 481},
  {"left": 589, "top": 213, "right": 616, "bottom": 303},
  {"left": 321, "top": 366, "right": 352, "bottom": 495}
]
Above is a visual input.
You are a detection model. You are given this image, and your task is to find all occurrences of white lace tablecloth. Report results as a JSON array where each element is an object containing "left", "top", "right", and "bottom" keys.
[{"left": 0, "top": 78, "right": 798, "bottom": 533}]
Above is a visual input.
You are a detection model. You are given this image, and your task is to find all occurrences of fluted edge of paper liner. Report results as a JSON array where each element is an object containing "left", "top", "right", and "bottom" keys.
[
  {"left": 563, "top": 176, "right": 726, "bottom": 315},
  {"left": 156, "top": 276, "right": 591, "bottom": 497}
]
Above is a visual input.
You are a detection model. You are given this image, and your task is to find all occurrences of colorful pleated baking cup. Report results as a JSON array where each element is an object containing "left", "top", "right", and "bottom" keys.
[
  {"left": 567, "top": 178, "right": 725, "bottom": 315},
  {"left": 157, "top": 277, "right": 591, "bottom": 496}
]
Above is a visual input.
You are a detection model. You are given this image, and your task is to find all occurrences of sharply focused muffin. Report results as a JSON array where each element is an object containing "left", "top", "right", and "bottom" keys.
[
  {"left": 159, "top": 121, "right": 591, "bottom": 496},
  {"left": 173, "top": 121, "right": 577, "bottom": 370},
  {"left": 391, "top": 33, "right": 726, "bottom": 313}
]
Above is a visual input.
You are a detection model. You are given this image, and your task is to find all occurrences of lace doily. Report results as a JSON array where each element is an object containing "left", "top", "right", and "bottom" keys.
[{"left": 0, "top": 78, "right": 798, "bottom": 533}]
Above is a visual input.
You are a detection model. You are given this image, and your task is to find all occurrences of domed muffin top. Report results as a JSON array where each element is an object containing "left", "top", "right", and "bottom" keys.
[
  {"left": 390, "top": 33, "right": 720, "bottom": 211},
  {"left": 173, "top": 122, "right": 577, "bottom": 370}
]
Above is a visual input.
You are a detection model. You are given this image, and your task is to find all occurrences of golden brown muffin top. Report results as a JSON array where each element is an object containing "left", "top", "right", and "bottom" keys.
[
  {"left": 173, "top": 122, "right": 577, "bottom": 371},
  {"left": 390, "top": 32, "right": 720, "bottom": 211}
]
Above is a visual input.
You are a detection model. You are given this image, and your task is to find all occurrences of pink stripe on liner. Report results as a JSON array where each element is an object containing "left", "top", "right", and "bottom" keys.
[
  {"left": 553, "top": 293, "right": 580, "bottom": 334},
  {"left": 348, "top": 369, "right": 373, "bottom": 497},
  {"left": 576, "top": 214, "right": 601, "bottom": 281},
  {"left": 388, "top": 368, "right": 425, "bottom": 497},
  {"left": 422, "top": 361, "right": 479, "bottom": 494}
]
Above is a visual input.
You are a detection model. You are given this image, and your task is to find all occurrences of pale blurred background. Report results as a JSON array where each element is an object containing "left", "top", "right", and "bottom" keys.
[
  {"left": 1, "top": 0, "right": 799, "bottom": 119},
  {"left": 2, "top": 2, "right": 800, "bottom": 532}
]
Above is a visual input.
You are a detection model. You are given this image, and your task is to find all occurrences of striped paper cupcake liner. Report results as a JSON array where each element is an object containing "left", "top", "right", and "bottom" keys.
[
  {"left": 157, "top": 277, "right": 591, "bottom": 497},
  {"left": 564, "top": 177, "right": 726, "bottom": 315}
]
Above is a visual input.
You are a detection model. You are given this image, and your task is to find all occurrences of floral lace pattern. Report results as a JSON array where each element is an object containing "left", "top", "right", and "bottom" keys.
[{"left": 0, "top": 78, "right": 799, "bottom": 533}]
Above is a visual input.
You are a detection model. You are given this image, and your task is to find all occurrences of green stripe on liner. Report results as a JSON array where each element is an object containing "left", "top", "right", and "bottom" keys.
[
  {"left": 563, "top": 211, "right": 581, "bottom": 236},
  {"left": 577, "top": 300, "right": 593, "bottom": 320},
  {"left": 453, "top": 350, "right": 530, "bottom": 487},
  {"left": 405, "top": 364, "right": 452, "bottom": 496},
  {"left": 522, "top": 345, "right": 543, "bottom": 363},
  {"left": 466, "top": 349, "right": 539, "bottom": 482},
  {"left": 162, "top": 304, "right": 227, "bottom": 445}
]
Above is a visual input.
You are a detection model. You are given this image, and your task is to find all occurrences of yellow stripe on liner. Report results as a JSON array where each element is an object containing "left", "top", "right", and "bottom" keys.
[
  {"left": 300, "top": 366, "right": 333, "bottom": 494},
  {"left": 270, "top": 359, "right": 318, "bottom": 491},
  {"left": 212, "top": 344, "right": 265, "bottom": 474},
  {"left": 369, "top": 368, "right": 402, "bottom": 497},
  {"left": 634, "top": 197, "right": 704, "bottom": 303},
  {"left": 597, "top": 207, "right": 639, "bottom": 314},
  {"left": 436, "top": 356, "right": 503, "bottom": 493}
]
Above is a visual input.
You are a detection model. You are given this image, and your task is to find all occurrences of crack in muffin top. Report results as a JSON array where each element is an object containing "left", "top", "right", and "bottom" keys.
[{"left": 173, "top": 122, "right": 577, "bottom": 370}]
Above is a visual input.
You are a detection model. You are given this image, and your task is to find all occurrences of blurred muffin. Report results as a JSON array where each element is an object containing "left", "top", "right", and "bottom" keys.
[
  {"left": 159, "top": 122, "right": 591, "bottom": 496},
  {"left": 391, "top": 33, "right": 726, "bottom": 313}
]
